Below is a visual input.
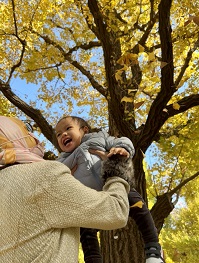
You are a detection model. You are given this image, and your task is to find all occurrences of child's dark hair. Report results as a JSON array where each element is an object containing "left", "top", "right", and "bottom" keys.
[
  {"left": 54, "top": 115, "right": 101, "bottom": 152},
  {"left": 56, "top": 115, "right": 92, "bottom": 132}
]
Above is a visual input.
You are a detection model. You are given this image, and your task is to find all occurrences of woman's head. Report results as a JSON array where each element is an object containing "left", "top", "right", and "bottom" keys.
[
  {"left": 55, "top": 116, "right": 91, "bottom": 152},
  {"left": 0, "top": 116, "right": 44, "bottom": 167}
]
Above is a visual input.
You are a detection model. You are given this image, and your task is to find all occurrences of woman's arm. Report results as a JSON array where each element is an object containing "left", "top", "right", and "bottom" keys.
[{"left": 36, "top": 161, "right": 130, "bottom": 230}]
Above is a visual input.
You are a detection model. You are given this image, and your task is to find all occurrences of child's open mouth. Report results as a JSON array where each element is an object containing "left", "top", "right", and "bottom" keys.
[{"left": 63, "top": 138, "right": 72, "bottom": 146}]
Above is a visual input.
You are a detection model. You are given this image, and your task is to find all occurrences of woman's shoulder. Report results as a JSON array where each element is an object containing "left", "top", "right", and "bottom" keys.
[{"left": 25, "top": 160, "right": 71, "bottom": 172}]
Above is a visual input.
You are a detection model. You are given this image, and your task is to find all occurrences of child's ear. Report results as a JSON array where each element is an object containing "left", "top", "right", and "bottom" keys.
[{"left": 83, "top": 126, "right": 89, "bottom": 134}]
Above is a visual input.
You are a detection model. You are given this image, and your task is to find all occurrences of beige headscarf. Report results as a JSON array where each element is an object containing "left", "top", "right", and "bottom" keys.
[{"left": 0, "top": 116, "right": 44, "bottom": 167}]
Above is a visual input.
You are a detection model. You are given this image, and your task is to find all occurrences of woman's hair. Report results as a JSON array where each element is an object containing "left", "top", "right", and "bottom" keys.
[{"left": 56, "top": 116, "right": 92, "bottom": 132}]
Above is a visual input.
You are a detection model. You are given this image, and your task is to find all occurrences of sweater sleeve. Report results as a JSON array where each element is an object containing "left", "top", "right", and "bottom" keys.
[{"left": 35, "top": 161, "right": 130, "bottom": 230}]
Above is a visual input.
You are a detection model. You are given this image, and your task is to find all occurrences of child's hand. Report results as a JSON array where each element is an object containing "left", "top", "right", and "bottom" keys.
[{"left": 107, "top": 147, "right": 130, "bottom": 158}]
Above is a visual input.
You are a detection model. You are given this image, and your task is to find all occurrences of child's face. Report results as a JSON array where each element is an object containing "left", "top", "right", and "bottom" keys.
[{"left": 55, "top": 117, "right": 87, "bottom": 152}]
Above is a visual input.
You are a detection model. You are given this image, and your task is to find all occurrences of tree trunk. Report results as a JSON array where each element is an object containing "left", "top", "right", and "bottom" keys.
[
  {"left": 151, "top": 193, "right": 174, "bottom": 234},
  {"left": 100, "top": 137, "right": 147, "bottom": 263},
  {"left": 100, "top": 218, "right": 145, "bottom": 263}
]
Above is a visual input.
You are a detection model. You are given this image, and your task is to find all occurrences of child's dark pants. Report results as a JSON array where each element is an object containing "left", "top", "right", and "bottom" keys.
[
  {"left": 128, "top": 188, "right": 158, "bottom": 244},
  {"left": 80, "top": 228, "right": 103, "bottom": 263},
  {"left": 80, "top": 189, "right": 158, "bottom": 262}
]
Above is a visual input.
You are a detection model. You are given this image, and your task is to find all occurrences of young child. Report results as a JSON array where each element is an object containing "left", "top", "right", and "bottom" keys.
[{"left": 55, "top": 116, "right": 165, "bottom": 263}]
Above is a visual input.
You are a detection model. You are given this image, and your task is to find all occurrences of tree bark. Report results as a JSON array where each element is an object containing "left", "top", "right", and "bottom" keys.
[{"left": 101, "top": 218, "right": 145, "bottom": 263}]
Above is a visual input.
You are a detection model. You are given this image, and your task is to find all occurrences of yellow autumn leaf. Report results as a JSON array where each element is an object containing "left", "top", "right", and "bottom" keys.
[
  {"left": 117, "top": 53, "right": 138, "bottom": 66},
  {"left": 138, "top": 44, "right": 145, "bottom": 53},
  {"left": 134, "top": 101, "right": 145, "bottom": 109},
  {"left": 128, "top": 89, "right": 137, "bottom": 95},
  {"left": 150, "top": 76, "right": 158, "bottom": 82},
  {"left": 115, "top": 69, "right": 123, "bottom": 82},
  {"left": 189, "top": 15, "right": 199, "bottom": 26},
  {"left": 173, "top": 102, "right": 180, "bottom": 110},
  {"left": 117, "top": 56, "right": 125, "bottom": 65},
  {"left": 148, "top": 52, "right": 156, "bottom": 62},
  {"left": 184, "top": 19, "right": 191, "bottom": 27},
  {"left": 126, "top": 53, "right": 139, "bottom": 66},
  {"left": 124, "top": 56, "right": 131, "bottom": 66},
  {"left": 160, "top": 61, "right": 168, "bottom": 68},
  {"left": 122, "top": 65, "right": 129, "bottom": 71},
  {"left": 126, "top": 53, "right": 138, "bottom": 61},
  {"left": 130, "top": 201, "right": 144, "bottom": 209},
  {"left": 121, "top": 96, "right": 133, "bottom": 103}
]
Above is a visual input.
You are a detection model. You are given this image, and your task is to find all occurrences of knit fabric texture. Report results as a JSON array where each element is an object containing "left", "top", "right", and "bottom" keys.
[{"left": 0, "top": 160, "right": 129, "bottom": 263}]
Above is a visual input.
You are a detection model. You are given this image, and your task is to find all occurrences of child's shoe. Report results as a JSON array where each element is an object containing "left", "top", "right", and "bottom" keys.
[
  {"left": 146, "top": 258, "right": 164, "bottom": 263},
  {"left": 145, "top": 242, "right": 165, "bottom": 263}
]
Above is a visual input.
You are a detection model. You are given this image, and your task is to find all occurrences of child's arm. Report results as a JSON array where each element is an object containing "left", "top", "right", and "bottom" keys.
[
  {"left": 84, "top": 131, "right": 135, "bottom": 158},
  {"left": 107, "top": 147, "right": 130, "bottom": 158},
  {"left": 104, "top": 132, "right": 135, "bottom": 157},
  {"left": 89, "top": 147, "right": 129, "bottom": 159}
]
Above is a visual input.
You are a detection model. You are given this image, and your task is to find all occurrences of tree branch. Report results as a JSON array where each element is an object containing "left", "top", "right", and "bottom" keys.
[
  {"left": 175, "top": 37, "right": 199, "bottom": 87},
  {"left": 166, "top": 94, "right": 199, "bottom": 117},
  {"left": 7, "top": 0, "right": 27, "bottom": 83},
  {"left": 87, "top": 0, "right": 111, "bottom": 54},
  {"left": 136, "top": 0, "right": 174, "bottom": 152},
  {"left": 151, "top": 192, "right": 174, "bottom": 233},
  {"left": 151, "top": 170, "right": 199, "bottom": 232},
  {"left": 0, "top": 80, "right": 55, "bottom": 145},
  {"left": 169, "top": 171, "right": 199, "bottom": 196},
  {"left": 78, "top": 1, "right": 99, "bottom": 38},
  {"left": 138, "top": 94, "right": 199, "bottom": 151},
  {"left": 30, "top": 30, "right": 106, "bottom": 96}
]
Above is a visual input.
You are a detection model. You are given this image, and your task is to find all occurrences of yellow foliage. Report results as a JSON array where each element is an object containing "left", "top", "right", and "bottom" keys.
[
  {"left": 115, "top": 69, "right": 123, "bottom": 82},
  {"left": 0, "top": 96, "right": 14, "bottom": 116},
  {"left": 172, "top": 102, "right": 181, "bottom": 110},
  {"left": 138, "top": 44, "right": 145, "bottom": 53},
  {"left": 160, "top": 180, "right": 199, "bottom": 263},
  {"left": 130, "top": 201, "right": 144, "bottom": 209},
  {"left": 117, "top": 53, "right": 138, "bottom": 66},
  {"left": 121, "top": 96, "right": 133, "bottom": 103},
  {"left": 148, "top": 52, "right": 156, "bottom": 62}
]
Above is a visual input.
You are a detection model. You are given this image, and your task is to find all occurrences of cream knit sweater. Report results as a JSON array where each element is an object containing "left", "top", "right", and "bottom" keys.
[{"left": 0, "top": 161, "right": 129, "bottom": 263}]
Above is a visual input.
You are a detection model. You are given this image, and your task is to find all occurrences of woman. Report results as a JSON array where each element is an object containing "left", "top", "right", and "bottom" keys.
[{"left": 0, "top": 116, "right": 131, "bottom": 263}]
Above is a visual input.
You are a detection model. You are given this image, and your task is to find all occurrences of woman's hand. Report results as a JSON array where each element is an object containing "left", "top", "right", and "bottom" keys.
[{"left": 71, "top": 164, "right": 78, "bottom": 175}]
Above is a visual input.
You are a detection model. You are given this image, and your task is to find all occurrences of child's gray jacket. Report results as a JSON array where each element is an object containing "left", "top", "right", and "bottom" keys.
[{"left": 57, "top": 130, "right": 135, "bottom": 190}]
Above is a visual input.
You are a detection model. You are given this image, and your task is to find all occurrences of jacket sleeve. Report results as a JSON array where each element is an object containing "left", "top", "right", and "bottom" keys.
[
  {"left": 84, "top": 131, "right": 135, "bottom": 157},
  {"left": 35, "top": 161, "right": 130, "bottom": 230},
  {"left": 105, "top": 134, "right": 135, "bottom": 157},
  {"left": 57, "top": 150, "right": 78, "bottom": 170}
]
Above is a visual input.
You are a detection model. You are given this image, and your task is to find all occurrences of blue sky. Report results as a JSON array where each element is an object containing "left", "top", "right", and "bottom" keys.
[
  {"left": 11, "top": 78, "right": 39, "bottom": 103},
  {"left": 11, "top": 77, "right": 58, "bottom": 152}
]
